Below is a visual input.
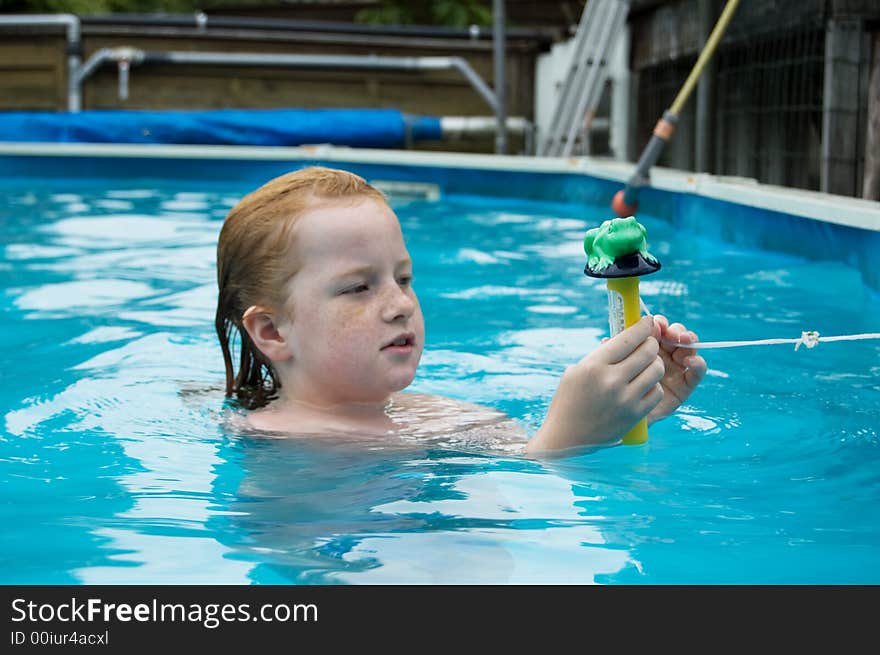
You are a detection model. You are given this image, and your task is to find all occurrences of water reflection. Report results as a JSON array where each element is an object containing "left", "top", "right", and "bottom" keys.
[{"left": 219, "top": 435, "right": 632, "bottom": 584}]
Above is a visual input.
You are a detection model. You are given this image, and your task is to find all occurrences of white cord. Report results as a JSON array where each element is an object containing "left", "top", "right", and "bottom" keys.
[
  {"left": 665, "top": 331, "right": 880, "bottom": 351},
  {"left": 638, "top": 298, "right": 880, "bottom": 351}
]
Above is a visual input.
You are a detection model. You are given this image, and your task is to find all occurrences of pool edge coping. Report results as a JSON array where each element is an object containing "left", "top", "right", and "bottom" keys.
[{"left": 1, "top": 141, "right": 878, "bottom": 232}]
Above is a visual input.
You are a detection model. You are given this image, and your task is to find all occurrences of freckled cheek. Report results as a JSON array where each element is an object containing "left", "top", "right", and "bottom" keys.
[
  {"left": 323, "top": 331, "right": 374, "bottom": 366},
  {"left": 413, "top": 302, "right": 426, "bottom": 345},
  {"left": 309, "top": 306, "right": 379, "bottom": 371}
]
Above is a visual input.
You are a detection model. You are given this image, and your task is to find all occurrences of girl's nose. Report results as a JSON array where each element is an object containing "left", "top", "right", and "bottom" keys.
[{"left": 381, "top": 283, "right": 416, "bottom": 323}]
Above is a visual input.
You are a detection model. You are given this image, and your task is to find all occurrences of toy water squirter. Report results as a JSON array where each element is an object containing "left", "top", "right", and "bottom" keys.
[{"left": 583, "top": 216, "right": 661, "bottom": 445}]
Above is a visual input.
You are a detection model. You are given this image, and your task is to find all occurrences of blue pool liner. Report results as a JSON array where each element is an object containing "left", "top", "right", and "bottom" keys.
[
  {"left": 0, "top": 148, "right": 877, "bottom": 292},
  {"left": 0, "top": 109, "right": 443, "bottom": 148}
]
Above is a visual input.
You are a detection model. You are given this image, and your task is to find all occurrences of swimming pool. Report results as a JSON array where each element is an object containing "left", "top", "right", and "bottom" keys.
[{"left": 1, "top": 146, "right": 879, "bottom": 584}]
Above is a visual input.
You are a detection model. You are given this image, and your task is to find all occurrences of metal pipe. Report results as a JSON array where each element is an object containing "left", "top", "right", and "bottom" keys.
[
  {"left": 0, "top": 14, "right": 81, "bottom": 111},
  {"left": 81, "top": 11, "right": 558, "bottom": 44},
  {"left": 440, "top": 116, "right": 528, "bottom": 134},
  {"left": 695, "top": 0, "right": 717, "bottom": 172},
  {"left": 493, "top": 0, "right": 507, "bottom": 154},
  {"left": 75, "top": 48, "right": 118, "bottom": 84},
  {"left": 153, "top": 51, "right": 430, "bottom": 70},
  {"left": 440, "top": 115, "right": 533, "bottom": 154},
  {"left": 1, "top": 16, "right": 504, "bottom": 131},
  {"left": 609, "top": 21, "right": 631, "bottom": 161},
  {"left": 669, "top": 0, "right": 740, "bottom": 116},
  {"left": 76, "top": 50, "right": 500, "bottom": 116},
  {"left": 611, "top": 0, "right": 741, "bottom": 216},
  {"left": 446, "top": 58, "right": 499, "bottom": 113}
]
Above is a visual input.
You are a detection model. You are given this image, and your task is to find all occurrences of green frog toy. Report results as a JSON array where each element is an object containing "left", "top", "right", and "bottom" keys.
[
  {"left": 583, "top": 216, "right": 661, "bottom": 278},
  {"left": 581, "top": 215, "right": 663, "bottom": 444}
]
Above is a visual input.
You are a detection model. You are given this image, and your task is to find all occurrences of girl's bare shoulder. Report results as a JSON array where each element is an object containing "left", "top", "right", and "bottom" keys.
[
  {"left": 221, "top": 392, "right": 530, "bottom": 455},
  {"left": 390, "top": 392, "right": 509, "bottom": 421},
  {"left": 390, "top": 392, "right": 530, "bottom": 452}
]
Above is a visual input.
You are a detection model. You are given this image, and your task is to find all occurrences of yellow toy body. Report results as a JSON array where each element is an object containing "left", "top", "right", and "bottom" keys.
[
  {"left": 583, "top": 216, "right": 660, "bottom": 446},
  {"left": 606, "top": 276, "right": 649, "bottom": 445}
]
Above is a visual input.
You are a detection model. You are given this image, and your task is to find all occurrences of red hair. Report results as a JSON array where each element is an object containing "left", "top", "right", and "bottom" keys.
[{"left": 215, "top": 166, "right": 386, "bottom": 409}]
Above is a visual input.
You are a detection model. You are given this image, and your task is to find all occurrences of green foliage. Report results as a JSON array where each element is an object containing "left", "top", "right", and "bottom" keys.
[
  {"left": 355, "top": 0, "right": 492, "bottom": 28},
  {"left": 0, "top": 0, "right": 493, "bottom": 26},
  {"left": 0, "top": 0, "right": 275, "bottom": 14},
  {"left": 0, "top": 0, "right": 182, "bottom": 12},
  {"left": 431, "top": 0, "right": 491, "bottom": 27}
]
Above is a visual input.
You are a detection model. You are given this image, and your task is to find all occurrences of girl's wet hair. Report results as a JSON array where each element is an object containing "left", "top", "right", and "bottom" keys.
[{"left": 215, "top": 166, "right": 386, "bottom": 409}]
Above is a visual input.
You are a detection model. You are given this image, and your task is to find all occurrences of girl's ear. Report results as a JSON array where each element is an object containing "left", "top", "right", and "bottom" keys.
[{"left": 241, "top": 305, "right": 292, "bottom": 363}]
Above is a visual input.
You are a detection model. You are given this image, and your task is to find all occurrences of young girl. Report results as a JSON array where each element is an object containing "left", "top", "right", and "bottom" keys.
[{"left": 215, "top": 166, "right": 706, "bottom": 457}]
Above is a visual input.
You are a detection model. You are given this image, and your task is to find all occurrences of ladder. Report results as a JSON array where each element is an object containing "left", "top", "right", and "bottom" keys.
[{"left": 539, "top": 0, "right": 630, "bottom": 157}]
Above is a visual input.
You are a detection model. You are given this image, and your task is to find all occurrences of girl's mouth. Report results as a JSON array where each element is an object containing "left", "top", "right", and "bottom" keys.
[{"left": 381, "top": 333, "right": 415, "bottom": 352}]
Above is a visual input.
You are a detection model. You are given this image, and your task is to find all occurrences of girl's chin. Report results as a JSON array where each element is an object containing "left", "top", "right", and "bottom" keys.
[
  {"left": 321, "top": 364, "right": 418, "bottom": 403},
  {"left": 392, "top": 367, "right": 419, "bottom": 389}
]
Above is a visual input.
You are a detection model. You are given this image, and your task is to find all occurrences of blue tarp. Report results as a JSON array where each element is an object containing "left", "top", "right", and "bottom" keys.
[{"left": 0, "top": 108, "right": 443, "bottom": 147}]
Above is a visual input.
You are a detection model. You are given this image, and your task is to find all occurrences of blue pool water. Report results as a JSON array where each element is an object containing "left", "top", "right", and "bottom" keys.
[{"left": 1, "top": 173, "right": 879, "bottom": 584}]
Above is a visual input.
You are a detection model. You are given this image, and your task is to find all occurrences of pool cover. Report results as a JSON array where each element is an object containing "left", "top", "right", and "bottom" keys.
[{"left": 0, "top": 108, "right": 442, "bottom": 148}]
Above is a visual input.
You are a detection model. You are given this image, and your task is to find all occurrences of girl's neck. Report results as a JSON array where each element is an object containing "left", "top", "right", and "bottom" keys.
[
  {"left": 278, "top": 391, "right": 395, "bottom": 425},
  {"left": 289, "top": 394, "right": 390, "bottom": 415},
  {"left": 247, "top": 392, "right": 396, "bottom": 437}
]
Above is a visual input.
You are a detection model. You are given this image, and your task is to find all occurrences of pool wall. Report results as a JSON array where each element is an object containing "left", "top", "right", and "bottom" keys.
[{"left": 2, "top": 142, "right": 878, "bottom": 290}]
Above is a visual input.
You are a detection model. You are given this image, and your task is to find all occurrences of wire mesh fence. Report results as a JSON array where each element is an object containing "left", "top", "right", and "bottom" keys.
[
  {"left": 627, "top": 0, "right": 880, "bottom": 199},
  {"left": 634, "top": 9, "right": 832, "bottom": 192},
  {"left": 715, "top": 15, "right": 827, "bottom": 190}
]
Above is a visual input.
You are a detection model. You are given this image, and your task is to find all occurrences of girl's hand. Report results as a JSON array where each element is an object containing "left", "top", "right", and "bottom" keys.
[
  {"left": 526, "top": 316, "right": 664, "bottom": 455},
  {"left": 646, "top": 314, "right": 707, "bottom": 424}
]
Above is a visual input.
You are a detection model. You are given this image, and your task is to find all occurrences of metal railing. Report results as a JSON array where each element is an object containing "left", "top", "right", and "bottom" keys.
[
  {"left": 0, "top": 14, "right": 82, "bottom": 111},
  {"left": 0, "top": 12, "right": 521, "bottom": 154},
  {"left": 76, "top": 48, "right": 500, "bottom": 115}
]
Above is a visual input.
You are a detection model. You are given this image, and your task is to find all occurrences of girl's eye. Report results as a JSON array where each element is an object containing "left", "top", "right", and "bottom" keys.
[
  {"left": 342, "top": 284, "right": 369, "bottom": 295},
  {"left": 398, "top": 276, "right": 412, "bottom": 287}
]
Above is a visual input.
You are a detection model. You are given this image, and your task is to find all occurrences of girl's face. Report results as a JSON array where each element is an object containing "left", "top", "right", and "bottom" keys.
[{"left": 277, "top": 196, "right": 425, "bottom": 406}]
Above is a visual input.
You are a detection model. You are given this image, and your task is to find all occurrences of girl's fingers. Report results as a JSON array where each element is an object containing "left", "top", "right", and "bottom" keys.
[
  {"left": 617, "top": 336, "right": 660, "bottom": 382},
  {"left": 682, "top": 355, "right": 707, "bottom": 385},
  {"left": 627, "top": 355, "right": 665, "bottom": 400},
  {"left": 598, "top": 316, "right": 654, "bottom": 364},
  {"left": 670, "top": 344, "right": 700, "bottom": 367},
  {"left": 638, "top": 382, "right": 665, "bottom": 414},
  {"left": 651, "top": 314, "right": 668, "bottom": 340},
  {"left": 662, "top": 326, "right": 699, "bottom": 354}
]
